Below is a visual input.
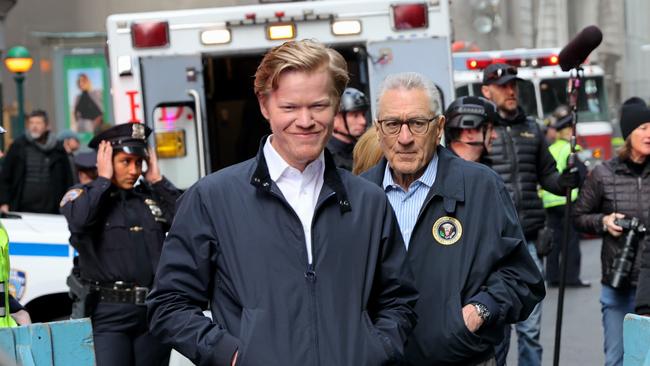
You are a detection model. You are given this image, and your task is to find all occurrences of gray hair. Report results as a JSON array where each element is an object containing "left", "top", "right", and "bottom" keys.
[{"left": 376, "top": 72, "right": 442, "bottom": 117}]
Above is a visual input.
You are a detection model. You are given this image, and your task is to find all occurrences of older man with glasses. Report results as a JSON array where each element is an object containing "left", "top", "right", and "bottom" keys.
[{"left": 363, "top": 72, "right": 545, "bottom": 366}]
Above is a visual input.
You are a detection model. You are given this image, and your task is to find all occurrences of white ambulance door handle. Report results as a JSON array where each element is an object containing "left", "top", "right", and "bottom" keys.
[{"left": 187, "top": 89, "right": 207, "bottom": 178}]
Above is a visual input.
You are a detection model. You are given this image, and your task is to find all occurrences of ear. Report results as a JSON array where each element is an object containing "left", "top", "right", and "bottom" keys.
[
  {"left": 374, "top": 122, "right": 382, "bottom": 142},
  {"left": 257, "top": 93, "right": 270, "bottom": 121},
  {"left": 435, "top": 115, "right": 446, "bottom": 142},
  {"left": 481, "top": 85, "right": 491, "bottom": 99}
]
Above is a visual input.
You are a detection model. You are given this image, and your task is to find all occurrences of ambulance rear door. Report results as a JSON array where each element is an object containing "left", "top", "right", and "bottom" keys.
[
  {"left": 367, "top": 37, "right": 454, "bottom": 115},
  {"left": 140, "top": 55, "right": 208, "bottom": 189}
]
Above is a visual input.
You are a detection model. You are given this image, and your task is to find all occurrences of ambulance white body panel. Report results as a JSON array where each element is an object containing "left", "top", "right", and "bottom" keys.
[{"left": 106, "top": 0, "right": 455, "bottom": 188}]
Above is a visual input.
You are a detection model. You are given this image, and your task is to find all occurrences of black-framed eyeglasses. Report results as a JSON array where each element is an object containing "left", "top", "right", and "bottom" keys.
[
  {"left": 376, "top": 116, "right": 438, "bottom": 136},
  {"left": 485, "top": 67, "right": 518, "bottom": 82}
]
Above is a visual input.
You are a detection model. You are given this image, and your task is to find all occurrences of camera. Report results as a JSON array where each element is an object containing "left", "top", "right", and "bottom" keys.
[{"left": 607, "top": 217, "right": 647, "bottom": 289}]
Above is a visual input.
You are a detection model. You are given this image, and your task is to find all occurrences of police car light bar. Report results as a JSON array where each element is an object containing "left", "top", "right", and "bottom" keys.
[
  {"left": 391, "top": 3, "right": 428, "bottom": 30},
  {"left": 331, "top": 20, "right": 362, "bottom": 36},
  {"left": 131, "top": 21, "right": 170, "bottom": 49}
]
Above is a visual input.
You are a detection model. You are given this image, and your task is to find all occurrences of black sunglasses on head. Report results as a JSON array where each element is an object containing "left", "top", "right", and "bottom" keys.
[{"left": 486, "top": 67, "right": 518, "bottom": 81}]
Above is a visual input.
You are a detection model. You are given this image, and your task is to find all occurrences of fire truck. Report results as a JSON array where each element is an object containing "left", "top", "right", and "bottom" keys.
[
  {"left": 105, "top": 0, "right": 455, "bottom": 188},
  {"left": 453, "top": 48, "right": 613, "bottom": 167}
]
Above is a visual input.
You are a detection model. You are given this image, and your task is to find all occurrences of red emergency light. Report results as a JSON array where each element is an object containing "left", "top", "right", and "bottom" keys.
[
  {"left": 466, "top": 59, "right": 492, "bottom": 69},
  {"left": 537, "top": 55, "right": 559, "bottom": 67},
  {"left": 131, "top": 21, "right": 170, "bottom": 49},
  {"left": 391, "top": 3, "right": 428, "bottom": 30}
]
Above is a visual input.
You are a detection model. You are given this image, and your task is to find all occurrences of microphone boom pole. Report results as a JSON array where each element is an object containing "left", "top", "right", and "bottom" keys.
[{"left": 552, "top": 24, "right": 602, "bottom": 366}]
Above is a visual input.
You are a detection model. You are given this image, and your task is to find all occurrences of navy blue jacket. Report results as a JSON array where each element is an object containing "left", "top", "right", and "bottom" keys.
[
  {"left": 147, "top": 139, "right": 418, "bottom": 366},
  {"left": 363, "top": 147, "right": 545, "bottom": 365}
]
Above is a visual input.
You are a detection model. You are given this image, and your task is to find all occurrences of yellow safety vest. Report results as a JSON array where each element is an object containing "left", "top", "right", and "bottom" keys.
[
  {"left": 541, "top": 139, "right": 580, "bottom": 208},
  {"left": 0, "top": 223, "right": 18, "bottom": 328}
]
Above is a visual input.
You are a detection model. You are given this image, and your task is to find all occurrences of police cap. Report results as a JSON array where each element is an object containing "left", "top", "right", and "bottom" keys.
[
  {"left": 73, "top": 151, "right": 97, "bottom": 170},
  {"left": 340, "top": 88, "right": 369, "bottom": 113},
  {"left": 88, "top": 123, "right": 151, "bottom": 157},
  {"left": 444, "top": 96, "right": 497, "bottom": 130},
  {"left": 550, "top": 105, "right": 573, "bottom": 130}
]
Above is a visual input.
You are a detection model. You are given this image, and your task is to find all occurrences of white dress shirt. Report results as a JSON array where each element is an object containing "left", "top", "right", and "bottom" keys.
[{"left": 263, "top": 137, "right": 325, "bottom": 264}]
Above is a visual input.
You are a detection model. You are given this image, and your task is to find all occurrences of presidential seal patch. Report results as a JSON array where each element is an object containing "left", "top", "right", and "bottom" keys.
[
  {"left": 432, "top": 216, "right": 463, "bottom": 245},
  {"left": 59, "top": 188, "right": 84, "bottom": 207}
]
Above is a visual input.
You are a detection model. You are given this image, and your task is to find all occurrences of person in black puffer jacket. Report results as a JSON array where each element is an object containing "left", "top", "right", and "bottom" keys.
[
  {"left": 481, "top": 63, "right": 578, "bottom": 366},
  {"left": 573, "top": 97, "right": 650, "bottom": 366}
]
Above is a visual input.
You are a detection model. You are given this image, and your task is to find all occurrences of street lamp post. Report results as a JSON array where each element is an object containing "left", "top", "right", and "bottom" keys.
[{"left": 4, "top": 46, "right": 33, "bottom": 135}]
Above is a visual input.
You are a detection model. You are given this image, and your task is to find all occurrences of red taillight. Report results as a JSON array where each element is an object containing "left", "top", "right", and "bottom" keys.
[
  {"left": 131, "top": 21, "right": 169, "bottom": 49},
  {"left": 392, "top": 3, "right": 428, "bottom": 30},
  {"left": 466, "top": 59, "right": 492, "bottom": 69}
]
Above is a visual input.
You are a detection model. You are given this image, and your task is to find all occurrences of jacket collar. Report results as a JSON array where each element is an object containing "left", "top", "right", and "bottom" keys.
[
  {"left": 496, "top": 106, "right": 528, "bottom": 126},
  {"left": 611, "top": 157, "right": 650, "bottom": 177},
  {"left": 250, "top": 135, "right": 351, "bottom": 214},
  {"left": 364, "top": 146, "right": 464, "bottom": 214}
]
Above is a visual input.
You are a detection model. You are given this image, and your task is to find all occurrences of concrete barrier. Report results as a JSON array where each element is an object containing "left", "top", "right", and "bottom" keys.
[
  {"left": 0, "top": 318, "right": 94, "bottom": 366},
  {"left": 624, "top": 313, "right": 650, "bottom": 366}
]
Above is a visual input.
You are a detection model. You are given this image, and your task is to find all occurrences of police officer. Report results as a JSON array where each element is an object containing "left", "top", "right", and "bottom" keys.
[
  {"left": 444, "top": 96, "right": 498, "bottom": 163},
  {"left": 327, "top": 87, "right": 370, "bottom": 170},
  {"left": 60, "top": 123, "right": 181, "bottom": 366},
  {"left": 541, "top": 105, "right": 589, "bottom": 287}
]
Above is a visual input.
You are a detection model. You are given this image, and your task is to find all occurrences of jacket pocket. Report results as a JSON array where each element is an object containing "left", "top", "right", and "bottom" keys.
[
  {"left": 444, "top": 293, "right": 484, "bottom": 355},
  {"left": 236, "top": 308, "right": 259, "bottom": 366},
  {"left": 361, "top": 310, "right": 396, "bottom": 365}
]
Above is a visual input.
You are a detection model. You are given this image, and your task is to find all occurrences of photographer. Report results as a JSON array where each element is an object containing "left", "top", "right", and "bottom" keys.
[{"left": 573, "top": 97, "right": 650, "bottom": 366}]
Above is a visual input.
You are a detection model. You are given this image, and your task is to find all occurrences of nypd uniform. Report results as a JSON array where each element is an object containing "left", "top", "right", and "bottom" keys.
[{"left": 60, "top": 123, "right": 181, "bottom": 366}]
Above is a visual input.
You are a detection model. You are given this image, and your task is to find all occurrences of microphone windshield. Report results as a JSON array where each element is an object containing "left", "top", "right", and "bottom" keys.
[{"left": 558, "top": 25, "right": 603, "bottom": 71}]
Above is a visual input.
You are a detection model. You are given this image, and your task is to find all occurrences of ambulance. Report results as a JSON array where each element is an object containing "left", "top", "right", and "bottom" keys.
[
  {"left": 453, "top": 48, "right": 613, "bottom": 168},
  {"left": 105, "top": 0, "right": 455, "bottom": 188}
]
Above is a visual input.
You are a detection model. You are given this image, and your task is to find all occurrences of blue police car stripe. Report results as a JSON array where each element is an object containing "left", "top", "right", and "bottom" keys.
[{"left": 9, "top": 242, "right": 70, "bottom": 257}]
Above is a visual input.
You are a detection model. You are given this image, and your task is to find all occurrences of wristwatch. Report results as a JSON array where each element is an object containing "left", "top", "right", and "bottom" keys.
[{"left": 472, "top": 302, "right": 490, "bottom": 322}]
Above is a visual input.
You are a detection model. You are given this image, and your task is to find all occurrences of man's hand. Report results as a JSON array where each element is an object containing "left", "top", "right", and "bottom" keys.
[
  {"left": 0, "top": 204, "right": 9, "bottom": 214},
  {"left": 144, "top": 147, "right": 162, "bottom": 184},
  {"left": 558, "top": 166, "right": 580, "bottom": 190},
  {"left": 462, "top": 304, "right": 484, "bottom": 333},
  {"left": 11, "top": 309, "right": 31, "bottom": 326},
  {"left": 96, "top": 141, "right": 113, "bottom": 180},
  {"left": 231, "top": 350, "right": 238, "bottom": 366},
  {"left": 603, "top": 212, "right": 625, "bottom": 237}
]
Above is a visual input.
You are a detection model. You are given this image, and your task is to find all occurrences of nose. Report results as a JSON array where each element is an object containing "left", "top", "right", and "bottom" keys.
[
  {"left": 128, "top": 161, "right": 139, "bottom": 176},
  {"left": 295, "top": 107, "right": 315, "bottom": 128},
  {"left": 397, "top": 123, "right": 414, "bottom": 145}
]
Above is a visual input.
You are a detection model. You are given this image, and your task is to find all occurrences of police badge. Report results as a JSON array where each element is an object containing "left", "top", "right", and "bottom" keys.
[
  {"left": 131, "top": 123, "right": 146, "bottom": 140},
  {"left": 432, "top": 216, "right": 463, "bottom": 245},
  {"left": 144, "top": 198, "right": 167, "bottom": 223}
]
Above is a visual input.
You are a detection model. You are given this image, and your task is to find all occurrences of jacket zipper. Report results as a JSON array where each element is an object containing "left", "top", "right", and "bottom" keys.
[
  {"left": 306, "top": 191, "right": 335, "bottom": 366},
  {"left": 504, "top": 126, "right": 523, "bottom": 215},
  {"left": 268, "top": 188, "right": 333, "bottom": 366}
]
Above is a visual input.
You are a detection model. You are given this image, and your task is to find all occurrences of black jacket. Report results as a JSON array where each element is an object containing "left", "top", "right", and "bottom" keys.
[
  {"left": 60, "top": 176, "right": 181, "bottom": 286},
  {"left": 0, "top": 134, "right": 73, "bottom": 213},
  {"left": 326, "top": 137, "right": 354, "bottom": 171},
  {"left": 487, "top": 108, "right": 564, "bottom": 239},
  {"left": 573, "top": 158, "right": 650, "bottom": 296},
  {"left": 146, "top": 139, "right": 418, "bottom": 366},
  {"left": 363, "top": 147, "right": 545, "bottom": 365}
]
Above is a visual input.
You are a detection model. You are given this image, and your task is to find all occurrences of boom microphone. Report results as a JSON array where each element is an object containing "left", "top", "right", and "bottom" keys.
[{"left": 558, "top": 25, "right": 603, "bottom": 71}]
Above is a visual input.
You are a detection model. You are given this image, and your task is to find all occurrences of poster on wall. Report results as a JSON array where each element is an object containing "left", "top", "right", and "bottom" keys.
[{"left": 63, "top": 54, "right": 112, "bottom": 145}]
